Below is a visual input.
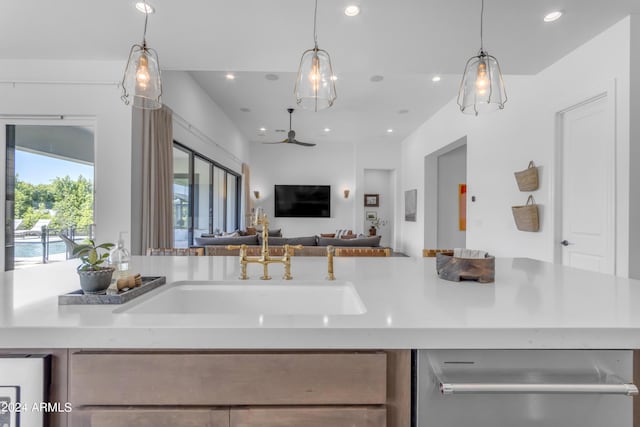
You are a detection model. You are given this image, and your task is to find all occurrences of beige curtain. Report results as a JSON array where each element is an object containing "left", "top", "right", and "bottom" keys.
[
  {"left": 242, "top": 162, "right": 252, "bottom": 228},
  {"left": 141, "top": 106, "right": 174, "bottom": 250}
]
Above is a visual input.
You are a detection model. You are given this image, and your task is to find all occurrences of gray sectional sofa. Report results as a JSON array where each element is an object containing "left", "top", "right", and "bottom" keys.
[{"left": 194, "top": 234, "right": 382, "bottom": 248}]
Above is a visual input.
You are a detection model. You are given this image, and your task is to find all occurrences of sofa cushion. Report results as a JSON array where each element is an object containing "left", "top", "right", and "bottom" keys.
[
  {"left": 257, "top": 235, "right": 319, "bottom": 246},
  {"left": 285, "top": 236, "right": 318, "bottom": 246},
  {"left": 195, "top": 235, "right": 259, "bottom": 246},
  {"left": 255, "top": 228, "right": 282, "bottom": 237},
  {"left": 258, "top": 236, "right": 287, "bottom": 246},
  {"left": 317, "top": 235, "right": 382, "bottom": 247}
]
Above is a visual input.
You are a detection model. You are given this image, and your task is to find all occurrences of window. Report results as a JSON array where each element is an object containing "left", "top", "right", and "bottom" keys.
[
  {"left": 5, "top": 124, "right": 95, "bottom": 271},
  {"left": 172, "top": 142, "right": 241, "bottom": 247}
]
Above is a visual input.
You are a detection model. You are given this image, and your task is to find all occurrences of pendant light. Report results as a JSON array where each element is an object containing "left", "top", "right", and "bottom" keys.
[
  {"left": 294, "top": 0, "right": 337, "bottom": 112},
  {"left": 457, "top": 0, "right": 507, "bottom": 115},
  {"left": 120, "top": 0, "right": 162, "bottom": 110}
]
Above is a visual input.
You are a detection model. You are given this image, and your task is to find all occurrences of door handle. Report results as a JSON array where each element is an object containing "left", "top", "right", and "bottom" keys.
[
  {"left": 440, "top": 382, "right": 638, "bottom": 396},
  {"left": 561, "top": 240, "right": 571, "bottom": 246}
]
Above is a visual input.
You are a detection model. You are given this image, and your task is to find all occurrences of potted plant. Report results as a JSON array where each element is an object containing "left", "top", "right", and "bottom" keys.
[
  {"left": 73, "top": 239, "right": 115, "bottom": 294},
  {"left": 368, "top": 217, "right": 388, "bottom": 236}
]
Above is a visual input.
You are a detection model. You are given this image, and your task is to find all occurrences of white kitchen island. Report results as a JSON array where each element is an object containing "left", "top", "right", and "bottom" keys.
[
  {"left": 0, "top": 256, "right": 639, "bottom": 349},
  {"left": 1, "top": 256, "right": 640, "bottom": 427}
]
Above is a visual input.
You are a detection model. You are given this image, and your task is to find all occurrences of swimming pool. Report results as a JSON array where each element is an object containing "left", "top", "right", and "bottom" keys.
[{"left": 14, "top": 240, "right": 66, "bottom": 258}]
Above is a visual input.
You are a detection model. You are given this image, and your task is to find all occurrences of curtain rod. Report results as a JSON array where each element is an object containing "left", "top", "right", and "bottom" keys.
[
  {"left": 172, "top": 112, "right": 243, "bottom": 166},
  {"left": 0, "top": 80, "right": 119, "bottom": 87}
]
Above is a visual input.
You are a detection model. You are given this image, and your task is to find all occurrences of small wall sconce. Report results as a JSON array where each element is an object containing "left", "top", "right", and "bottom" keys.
[
  {"left": 253, "top": 190, "right": 261, "bottom": 199},
  {"left": 343, "top": 189, "right": 350, "bottom": 199}
]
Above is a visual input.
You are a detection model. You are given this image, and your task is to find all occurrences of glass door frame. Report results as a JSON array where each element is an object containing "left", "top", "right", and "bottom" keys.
[
  {"left": 1, "top": 117, "right": 97, "bottom": 271},
  {"left": 173, "top": 141, "right": 241, "bottom": 246}
]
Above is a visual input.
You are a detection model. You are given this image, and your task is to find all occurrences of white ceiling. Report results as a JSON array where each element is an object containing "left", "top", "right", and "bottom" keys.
[{"left": 1, "top": 0, "right": 638, "bottom": 145}]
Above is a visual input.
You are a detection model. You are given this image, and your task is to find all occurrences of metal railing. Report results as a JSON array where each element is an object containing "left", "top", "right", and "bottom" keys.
[{"left": 40, "top": 224, "right": 95, "bottom": 263}]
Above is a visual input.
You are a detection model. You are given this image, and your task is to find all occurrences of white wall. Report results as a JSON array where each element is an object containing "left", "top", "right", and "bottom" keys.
[
  {"left": 250, "top": 139, "right": 400, "bottom": 240},
  {"left": 0, "top": 59, "right": 132, "bottom": 268},
  {"left": 363, "top": 169, "right": 394, "bottom": 247},
  {"left": 162, "top": 71, "right": 249, "bottom": 174},
  {"left": 629, "top": 15, "right": 640, "bottom": 279},
  {"left": 399, "top": 17, "right": 631, "bottom": 277},
  {"left": 437, "top": 144, "right": 466, "bottom": 249},
  {"left": 250, "top": 141, "right": 356, "bottom": 237}
]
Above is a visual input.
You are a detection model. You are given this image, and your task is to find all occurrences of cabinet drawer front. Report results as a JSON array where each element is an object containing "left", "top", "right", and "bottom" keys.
[
  {"left": 70, "top": 408, "right": 228, "bottom": 427},
  {"left": 70, "top": 352, "right": 387, "bottom": 406},
  {"left": 230, "top": 407, "right": 386, "bottom": 427}
]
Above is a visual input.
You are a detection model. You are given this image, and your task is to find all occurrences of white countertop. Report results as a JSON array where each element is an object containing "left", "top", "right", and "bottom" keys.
[{"left": 1, "top": 256, "right": 640, "bottom": 349}]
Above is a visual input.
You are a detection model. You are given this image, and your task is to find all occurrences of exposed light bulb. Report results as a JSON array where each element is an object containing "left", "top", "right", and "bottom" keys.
[
  {"left": 135, "top": 54, "right": 151, "bottom": 91},
  {"left": 309, "top": 53, "right": 321, "bottom": 93},
  {"left": 475, "top": 61, "right": 489, "bottom": 95}
]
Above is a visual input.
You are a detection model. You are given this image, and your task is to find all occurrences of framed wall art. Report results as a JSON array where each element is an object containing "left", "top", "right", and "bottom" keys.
[
  {"left": 364, "top": 194, "right": 379, "bottom": 207},
  {"left": 405, "top": 189, "right": 417, "bottom": 222}
]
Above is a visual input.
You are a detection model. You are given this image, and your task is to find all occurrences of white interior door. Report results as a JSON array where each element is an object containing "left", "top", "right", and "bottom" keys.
[{"left": 560, "top": 94, "right": 615, "bottom": 274}]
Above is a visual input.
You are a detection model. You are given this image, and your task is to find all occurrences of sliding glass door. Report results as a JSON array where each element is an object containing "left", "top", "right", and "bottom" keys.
[
  {"left": 193, "top": 156, "right": 212, "bottom": 239},
  {"left": 172, "top": 146, "right": 191, "bottom": 248},
  {"left": 172, "top": 142, "right": 240, "bottom": 247}
]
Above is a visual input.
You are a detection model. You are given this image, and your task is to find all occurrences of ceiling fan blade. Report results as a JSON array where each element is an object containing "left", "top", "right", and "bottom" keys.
[
  {"left": 292, "top": 140, "right": 316, "bottom": 147},
  {"left": 263, "top": 137, "right": 290, "bottom": 144}
]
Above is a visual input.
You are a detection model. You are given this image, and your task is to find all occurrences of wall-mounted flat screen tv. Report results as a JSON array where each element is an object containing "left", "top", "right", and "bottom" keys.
[{"left": 274, "top": 185, "right": 331, "bottom": 218}]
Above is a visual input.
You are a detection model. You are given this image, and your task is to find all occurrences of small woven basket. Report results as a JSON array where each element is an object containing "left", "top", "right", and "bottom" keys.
[
  {"left": 512, "top": 195, "right": 539, "bottom": 232},
  {"left": 514, "top": 161, "right": 539, "bottom": 191}
]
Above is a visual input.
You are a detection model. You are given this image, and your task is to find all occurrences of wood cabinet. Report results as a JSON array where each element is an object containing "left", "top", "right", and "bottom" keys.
[
  {"left": 69, "top": 351, "right": 387, "bottom": 406},
  {"left": 70, "top": 408, "right": 228, "bottom": 427},
  {"left": 230, "top": 406, "right": 386, "bottom": 427},
  {"left": 0, "top": 349, "right": 408, "bottom": 427}
]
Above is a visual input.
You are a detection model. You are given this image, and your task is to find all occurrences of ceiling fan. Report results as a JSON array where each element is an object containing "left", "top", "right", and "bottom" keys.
[{"left": 264, "top": 108, "right": 316, "bottom": 147}]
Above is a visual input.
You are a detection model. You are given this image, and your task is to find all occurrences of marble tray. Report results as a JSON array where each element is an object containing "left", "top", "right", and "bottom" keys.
[{"left": 58, "top": 276, "right": 166, "bottom": 305}]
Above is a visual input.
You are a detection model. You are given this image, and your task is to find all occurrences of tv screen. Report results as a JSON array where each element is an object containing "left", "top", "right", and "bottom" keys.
[{"left": 274, "top": 185, "right": 331, "bottom": 218}]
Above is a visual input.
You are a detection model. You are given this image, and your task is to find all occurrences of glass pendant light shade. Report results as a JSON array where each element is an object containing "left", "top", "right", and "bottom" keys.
[
  {"left": 457, "top": 51, "right": 507, "bottom": 115},
  {"left": 121, "top": 44, "right": 162, "bottom": 110},
  {"left": 294, "top": 46, "right": 337, "bottom": 112}
]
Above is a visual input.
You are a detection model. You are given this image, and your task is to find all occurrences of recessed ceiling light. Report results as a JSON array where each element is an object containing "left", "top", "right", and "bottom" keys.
[
  {"left": 370, "top": 75, "right": 384, "bottom": 82},
  {"left": 543, "top": 10, "right": 563, "bottom": 22},
  {"left": 265, "top": 73, "right": 279, "bottom": 81},
  {"left": 387, "top": 128, "right": 394, "bottom": 133},
  {"left": 432, "top": 75, "right": 441, "bottom": 82},
  {"left": 135, "top": 2, "right": 155, "bottom": 13},
  {"left": 240, "top": 107, "right": 251, "bottom": 113},
  {"left": 275, "top": 129, "right": 287, "bottom": 133},
  {"left": 397, "top": 109, "right": 409, "bottom": 115},
  {"left": 259, "top": 127, "right": 267, "bottom": 132},
  {"left": 344, "top": 5, "right": 360, "bottom": 17},
  {"left": 324, "top": 128, "right": 331, "bottom": 132},
  {"left": 225, "top": 73, "right": 236, "bottom": 80},
  {"left": 331, "top": 75, "right": 338, "bottom": 81}
]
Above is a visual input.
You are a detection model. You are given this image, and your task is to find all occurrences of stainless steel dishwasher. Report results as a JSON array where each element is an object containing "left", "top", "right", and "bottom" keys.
[{"left": 414, "top": 350, "right": 636, "bottom": 427}]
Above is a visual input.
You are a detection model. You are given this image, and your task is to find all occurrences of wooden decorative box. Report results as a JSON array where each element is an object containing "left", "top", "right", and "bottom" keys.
[{"left": 436, "top": 253, "right": 495, "bottom": 283}]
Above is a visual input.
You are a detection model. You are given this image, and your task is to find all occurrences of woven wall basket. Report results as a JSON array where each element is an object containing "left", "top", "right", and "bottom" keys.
[
  {"left": 512, "top": 195, "right": 540, "bottom": 232},
  {"left": 514, "top": 161, "right": 539, "bottom": 191}
]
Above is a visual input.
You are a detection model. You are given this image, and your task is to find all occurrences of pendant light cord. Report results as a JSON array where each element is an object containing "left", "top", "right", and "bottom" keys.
[
  {"left": 142, "top": 0, "right": 150, "bottom": 46},
  {"left": 480, "top": 0, "right": 484, "bottom": 52},
  {"left": 313, "top": 0, "right": 318, "bottom": 47}
]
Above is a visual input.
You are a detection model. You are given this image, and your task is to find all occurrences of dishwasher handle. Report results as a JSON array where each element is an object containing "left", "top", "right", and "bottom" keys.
[{"left": 440, "top": 382, "right": 639, "bottom": 396}]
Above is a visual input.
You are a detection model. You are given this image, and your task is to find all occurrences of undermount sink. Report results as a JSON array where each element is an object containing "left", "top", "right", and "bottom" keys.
[{"left": 116, "top": 280, "right": 367, "bottom": 315}]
